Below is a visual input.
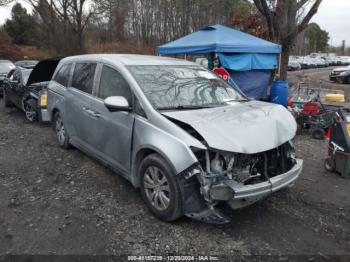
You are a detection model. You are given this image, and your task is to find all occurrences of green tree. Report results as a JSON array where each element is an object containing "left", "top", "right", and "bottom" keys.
[
  {"left": 304, "top": 23, "right": 329, "bottom": 53},
  {"left": 4, "top": 3, "right": 37, "bottom": 45}
]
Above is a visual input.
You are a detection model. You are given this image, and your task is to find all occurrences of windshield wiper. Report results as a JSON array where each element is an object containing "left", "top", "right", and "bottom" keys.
[
  {"left": 158, "top": 105, "right": 212, "bottom": 111},
  {"left": 223, "top": 98, "right": 250, "bottom": 103}
]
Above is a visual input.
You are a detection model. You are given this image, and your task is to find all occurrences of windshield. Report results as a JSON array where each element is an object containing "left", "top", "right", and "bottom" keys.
[
  {"left": 15, "top": 60, "right": 38, "bottom": 67},
  {"left": 129, "top": 65, "right": 246, "bottom": 110},
  {"left": 0, "top": 63, "right": 15, "bottom": 74},
  {"left": 22, "top": 69, "right": 32, "bottom": 85}
]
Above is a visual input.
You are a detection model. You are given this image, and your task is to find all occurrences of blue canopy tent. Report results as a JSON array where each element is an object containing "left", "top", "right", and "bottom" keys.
[{"left": 157, "top": 24, "right": 282, "bottom": 99}]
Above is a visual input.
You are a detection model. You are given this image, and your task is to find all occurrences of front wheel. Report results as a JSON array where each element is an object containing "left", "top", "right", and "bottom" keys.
[
  {"left": 139, "top": 154, "right": 184, "bottom": 222},
  {"left": 53, "top": 111, "right": 71, "bottom": 149}
]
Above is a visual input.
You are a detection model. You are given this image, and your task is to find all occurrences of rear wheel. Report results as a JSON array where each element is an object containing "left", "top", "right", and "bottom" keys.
[
  {"left": 3, "top": 89, "right": 14, "bottom": 107},
  {"left": 139, "top": 154, "right": 183, "bottom": 222},
  {"left": 53, "top": 111, "right": 71, "bottom": 149},
  {"left": 23, "top": 99, "right": 38, "bottom": 122}
]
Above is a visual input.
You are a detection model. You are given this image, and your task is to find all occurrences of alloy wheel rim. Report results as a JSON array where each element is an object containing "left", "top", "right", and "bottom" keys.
[
  {"left": 25, "top": 108, "right": 36, "bottom": 121},
  {"left": 144, "top": 166, "right": 171, "bottom": 211},
  {"left": 55, "top": 116, "right": 66, "bottom": 144},
  {"left": 23, "top": 101, "right": 36, "bottom": 122}
]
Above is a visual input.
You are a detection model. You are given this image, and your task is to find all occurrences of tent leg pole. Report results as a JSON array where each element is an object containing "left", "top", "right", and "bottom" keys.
[{"left": 278, "top": 53, "right": 282, "bottom": 77}]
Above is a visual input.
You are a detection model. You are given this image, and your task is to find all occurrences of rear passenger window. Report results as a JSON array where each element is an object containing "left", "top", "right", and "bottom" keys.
[
  {"left": 72, "top": 63, "right": 96, "bottom": 94},
  {"left": 98, "top": 65, "right": 131, "bottom": 102},
  {"left": 54, "top": 64, "right": 71, "bottom": 87}
]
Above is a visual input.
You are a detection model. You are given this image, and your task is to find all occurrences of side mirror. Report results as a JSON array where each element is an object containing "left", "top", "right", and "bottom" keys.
[{"left": 104, "top": 96, "right": 131, "bottom": 112}]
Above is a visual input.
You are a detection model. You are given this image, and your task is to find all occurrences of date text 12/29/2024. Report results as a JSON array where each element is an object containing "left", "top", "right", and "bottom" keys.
[{"left": 127, "top": 255, "right": 219, "bottom": 261}]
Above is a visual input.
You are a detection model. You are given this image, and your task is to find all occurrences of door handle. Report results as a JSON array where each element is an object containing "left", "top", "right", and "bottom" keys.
[
  {"left": 90, "top": 112, "right": 101, "bottom": 118},
  {"left": 82, "top": 106, "right": 100, "bottom": 118}
]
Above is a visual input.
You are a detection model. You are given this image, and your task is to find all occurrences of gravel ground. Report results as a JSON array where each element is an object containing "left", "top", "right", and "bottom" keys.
[{"left": 0, "top": 68, "right": 350, "bottom": 260}]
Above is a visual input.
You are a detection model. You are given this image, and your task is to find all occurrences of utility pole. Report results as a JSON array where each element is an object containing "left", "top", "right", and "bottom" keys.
[{"left": 342, "top": 40, "right": 345, "bottom": 56}]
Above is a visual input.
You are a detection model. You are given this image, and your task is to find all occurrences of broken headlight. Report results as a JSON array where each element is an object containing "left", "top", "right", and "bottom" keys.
[{"left": 286, "top": 140, "right": 296, "bottom": 160}]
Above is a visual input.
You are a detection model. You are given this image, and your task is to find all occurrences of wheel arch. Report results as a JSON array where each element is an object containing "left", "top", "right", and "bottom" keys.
[
  {"left": 131, "top": 146, "right": 178, "bottom": 188},
  {"left": 130, "top": 118, "right": 199, "bottom": 188}
]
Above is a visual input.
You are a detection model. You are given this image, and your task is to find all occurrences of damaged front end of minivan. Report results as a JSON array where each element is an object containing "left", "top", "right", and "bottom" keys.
[
  {"left": 179, "top": 142, "right": 302, "bottom": 224},
  {"left": 162, "top": 102, "right": 303, "bottom": 224}
]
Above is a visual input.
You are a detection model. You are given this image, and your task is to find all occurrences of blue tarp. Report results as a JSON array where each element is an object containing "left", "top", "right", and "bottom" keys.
[
  {"left": 157, "top": 24, "right": 281, "bottom": 100},
  {"left": 229, "top": 70, "right": 271, "bottom": 99},
  {"left": 218, "top": 53, "right": 278, "bottom": 71},
  {"left": 157, "top": 24, "right": 281, "bottom": 55}
]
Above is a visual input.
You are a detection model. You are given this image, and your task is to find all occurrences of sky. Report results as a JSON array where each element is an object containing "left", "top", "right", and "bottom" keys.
[{"left": 0, "top": 0, "right": 349, "bottom": 47}]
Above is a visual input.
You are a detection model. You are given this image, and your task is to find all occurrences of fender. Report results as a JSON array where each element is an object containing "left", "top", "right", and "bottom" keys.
[{"left": 130, "top": 116, "right": 199, "bottom": 187}]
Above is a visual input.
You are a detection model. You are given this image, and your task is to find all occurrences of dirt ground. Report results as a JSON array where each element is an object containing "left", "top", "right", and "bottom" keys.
[{"left": 0, "top": 68, "right": 350, "bottom": 260}]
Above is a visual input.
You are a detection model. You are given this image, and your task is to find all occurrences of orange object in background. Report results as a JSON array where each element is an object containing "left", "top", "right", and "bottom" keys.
[{"left": 287, "top": 97, "right": 293, "bottom": 107}]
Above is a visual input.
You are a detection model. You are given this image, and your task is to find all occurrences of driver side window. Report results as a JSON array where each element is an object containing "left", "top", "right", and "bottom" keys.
[{"left": 98, "top": 65, "right": 132, "bottom": 103}]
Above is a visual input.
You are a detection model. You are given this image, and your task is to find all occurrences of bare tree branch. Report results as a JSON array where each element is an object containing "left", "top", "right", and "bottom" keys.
[
  {"left": 0, "top": 0, "right": 14, "bottom": 6},
  {"left": 297, "top": 0, "right": 323, "bottom": 33}
]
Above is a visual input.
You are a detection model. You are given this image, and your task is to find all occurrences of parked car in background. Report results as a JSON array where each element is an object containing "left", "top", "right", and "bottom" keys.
[
  {"left": 341, "top": 57, "right": 350, "bottom": 65},
  {"left": 195, "top": 57, "right": 209, "bottom": 68},
  {"left": 329, "top": 65, "right": 350, "bottom": 82},
  {"left": 3, "top": 58, "right": 61, "bottom": 122},
  {"left": 15, "top": 60, "right": 39, "bottom": 69},
  {"left": 0, "top": 60, "right": 16, "bottom": 95},
  {"left": 47, "top": 54, "right": 302, "bottom": 224},
  {"left": 291, "top": 56, "right": 309, "bottom": 69},
  {"left": 335, "top": 69, "right": 350, "bottom": 84},
  {"left": 288, "top": 60, "right": 301, "bottom": 71},
  {"left": 304, "top": 56, "right": 317, "bottom": 68}
]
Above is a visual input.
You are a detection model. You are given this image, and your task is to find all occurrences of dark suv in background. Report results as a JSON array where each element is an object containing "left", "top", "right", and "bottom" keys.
[{"left": 3, "top": 58, "right": 62, "bottom": 122}]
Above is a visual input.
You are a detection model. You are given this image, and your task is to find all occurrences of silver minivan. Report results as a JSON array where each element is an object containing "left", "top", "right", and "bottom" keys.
[{"left": 47, "top": 54, "right": 303, "bottom": 224}]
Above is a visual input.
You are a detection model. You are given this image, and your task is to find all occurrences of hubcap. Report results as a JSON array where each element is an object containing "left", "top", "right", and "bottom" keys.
[
  {"left": 55, "top": 116, "right": 66, "bottom": 145},
  {"left": 144, "top": 166, "right": 170, "bottom": 211}
]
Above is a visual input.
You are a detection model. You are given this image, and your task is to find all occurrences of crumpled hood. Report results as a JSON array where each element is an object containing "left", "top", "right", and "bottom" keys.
[{"left": 162, "top": 101, "right": 297, "bottom": 154}]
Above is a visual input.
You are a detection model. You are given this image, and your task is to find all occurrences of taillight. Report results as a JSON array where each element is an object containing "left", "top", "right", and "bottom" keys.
[{"left": 40, "top": 90, "right": 47, "bottom": 107}]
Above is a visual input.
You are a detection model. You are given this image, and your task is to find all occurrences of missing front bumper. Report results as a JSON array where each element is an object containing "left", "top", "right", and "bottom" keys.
[
  {"left": 225, "top": 159, "right": 303, "bottom": 209},
  {"left": 183, "top": 159, "right": 303, "bottom": 224}
]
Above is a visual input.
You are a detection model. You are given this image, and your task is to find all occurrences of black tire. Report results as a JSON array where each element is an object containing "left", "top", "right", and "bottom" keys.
[
  {"left": 324, "top": 157, "right": 335, "bottom": 172},
  {"left": 3, "top": 89, "right": 14, "bottom": 107},
  {"left": 139, "top": 154, "right": 183, "bottom": 222},
  {"left": 311, "top": 128, "right": 325, "bottom": 140},
  {"left": 23, "top": 99, "right": 38, "bottom": 122},
  {"left": 53, "top": 111, "right": 71, "bottom": 149}
]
